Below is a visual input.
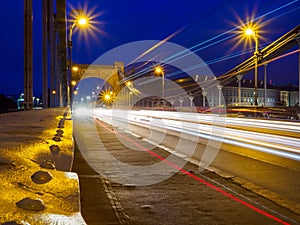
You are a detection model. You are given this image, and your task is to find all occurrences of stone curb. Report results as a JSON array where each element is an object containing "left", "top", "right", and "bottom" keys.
[{"left": 0, "top": 108, "right": 86, "bottom": 225}]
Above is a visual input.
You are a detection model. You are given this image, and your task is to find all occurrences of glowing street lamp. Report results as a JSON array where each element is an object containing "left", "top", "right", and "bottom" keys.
[
  {"left": 154, "top": 65, "right": 165, "bottom": 100},
  {"left": 71, "top": 80, "right": 77, "bottom": 86},
  {"left": 72, "top": 66, "right": 79, "bottom": 72},
  {"left": 52, "top": 90, "right": 56, "bottom": 107},
  {"left": 67, "top": 11, "right": 89, "bottom": 106},
  {"left": 244, "top": 26, "right": 259, "bottom": 106},
  {"left": 104, "top": 94, "right": 111, "bottom": 101}
]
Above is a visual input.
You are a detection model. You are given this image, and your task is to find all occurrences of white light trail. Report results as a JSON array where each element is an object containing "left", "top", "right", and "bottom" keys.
[{"left": 93, "top": 109, "right": 300, "bottom": 161}]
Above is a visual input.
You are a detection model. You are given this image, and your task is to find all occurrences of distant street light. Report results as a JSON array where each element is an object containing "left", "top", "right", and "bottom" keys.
[
  {"left": 52, "top": 90, "right": 56, "bottom": 107},
  {"left": 71, "top": 80, "right": 77, "bottom": 86},
  {"left": 67, "top": 10, "right": 89, "bottom": 106},
  {"left": 244, "top": 26, "right": 259, "bottom": 106},
  {"left": 154, "top": 65, "right": 165, "bottom": 100},
  {"left": 72, "top": 66, "right": 79, "bottom": 72}
]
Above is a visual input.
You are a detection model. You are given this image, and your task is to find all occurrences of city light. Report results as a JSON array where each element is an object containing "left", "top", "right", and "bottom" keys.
[
  {"left": 245, "top": 28, "right": 254, "bottom": 36},
  {"left": 100, "top": 90, "right": 115, "bottom": 105},
  {"left": 72, "top": 66, "right": 79, "bottom": 72},
  {"left": 77, "top": 17, "right": 88, "bottom": 26},
  {"left": 71, "top": 80, "right": 77, "bottom": 86},
  {"left": 104, "top": 94, "right": 111, "bottom": 101},
  {"left": 154, "top": 65, "right": 164, "bottom": 75},
  {"left": 153, "top": 65, "right": 165, "bottom": 99}
]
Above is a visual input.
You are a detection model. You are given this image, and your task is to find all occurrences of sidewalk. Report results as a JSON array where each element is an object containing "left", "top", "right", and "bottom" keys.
[
  {"left": 0, "top": 108, "right": 85, "bottom": 224},
  {"left": 72, "top": 143, "right": 119, "bottom": 225}
]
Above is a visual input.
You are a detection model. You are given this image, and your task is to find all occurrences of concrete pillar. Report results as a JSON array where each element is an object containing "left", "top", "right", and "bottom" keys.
[
  {"left": 169, "top": 99, "right": 175, "bottom": 107},
  {"left": 264, "top": 63, "right": 268, "bottom": 107},
  {"left": 298, "top": 39, "right": 300, "bottom": 107},
  {"left": 56, "top": 0, "right": 67, "bottom": 107},
  {"left": 49, "top": 0, "right": 55, "bottom": 107},
  {"left": 217, "top": 85, "right": 222, "bottom": 106},
  {"left": 179, "top": 98, "right": 184, "bottom": 107},
  {"left": 237, "top": 75, "right": 243, "bottom": 106},
  {"left": 188, "top": 93, "right": 194, "bottom": 107},
  {"left": 202, "top": 89, "right": 207, "bottom": 107},
  {"left": 24, "top": 0, "right": 33, "bottom": 110},
  {"left": 42, "top": 0, "right": 48, "bottom": 108}
]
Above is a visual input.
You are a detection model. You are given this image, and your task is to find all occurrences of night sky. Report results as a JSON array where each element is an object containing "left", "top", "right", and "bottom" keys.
[{"left": 0, "top": 0, "right": 299, "bottom": 97}]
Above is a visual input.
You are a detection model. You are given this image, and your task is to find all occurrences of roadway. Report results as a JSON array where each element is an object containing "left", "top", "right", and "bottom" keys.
[{"left": 73, "top": 108, "right": 300, "bottom": 225}]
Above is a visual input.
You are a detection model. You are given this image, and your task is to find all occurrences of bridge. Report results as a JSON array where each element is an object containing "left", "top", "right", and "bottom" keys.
[
  {"left": 69, "top": 24, "right": 300, "bottom": 224},
  {"left": 20, "top": 1, "right": 300, "bottom": 224},
  {"left": 69, "top": 24, "right": 300, "bottom": 109}
]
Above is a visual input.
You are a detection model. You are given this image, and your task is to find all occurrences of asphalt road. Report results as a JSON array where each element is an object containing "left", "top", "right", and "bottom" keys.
[{"left": 73, "top": 115, "right": 300, "bottom": 225}]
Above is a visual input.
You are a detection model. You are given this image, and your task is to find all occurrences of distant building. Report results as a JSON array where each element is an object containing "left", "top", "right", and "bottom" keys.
[
  {"left": 167, "top": 76, "right": 299, "bottom": 108},
  {"left": 220, "top": 79, "right": 299, "bottom": 107}
]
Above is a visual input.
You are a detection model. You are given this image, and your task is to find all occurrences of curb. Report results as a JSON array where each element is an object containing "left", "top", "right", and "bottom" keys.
[{"left": 0, "top": 108, "right": 86, "bottom": 225}]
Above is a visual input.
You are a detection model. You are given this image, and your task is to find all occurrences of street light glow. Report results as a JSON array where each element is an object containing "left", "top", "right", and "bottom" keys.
[
  {"left": 77, "top": 17, "right": 88, "bottom": 26},
  {"left": 100, "top": 90, "right": 115, "bottom": 105},
  {"left": 154, "top": 65, "right": 163, "bottom": 75},
  {"left": 104, "top": 94, "right": 111, "bottom": 101},
  {"left": 71, "top": 80, "right": 77, "bottom": 86},
  {"left": 154, "top": 65, "right": 165, "bottom": 99},
  {"left": 245, "top": 28, "right": 254, "bottom": 36}
]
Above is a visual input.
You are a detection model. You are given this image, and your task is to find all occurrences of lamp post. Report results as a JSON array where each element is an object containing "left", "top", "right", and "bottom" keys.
[
  {"left": 245, "top": 27, "right": 259, "bottom": 106},
  {"left": 126, "top": 81, "right": 133, "bottom": 108},
  {"left": 154, "top": 65, "right": 165, "bottom": 101},
  {"left": 67, "top": 12, "right": 88, "bottom": 106},
  {"left": 188, "top": 93, "right": 194, "bottom": 107},
  {"left": 52, "top": 90, "right": 56, "bottom": 107}
]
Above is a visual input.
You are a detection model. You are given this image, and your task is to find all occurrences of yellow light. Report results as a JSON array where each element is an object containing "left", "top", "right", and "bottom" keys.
[
  {"left": 100, "top": 90, "right": 115, "bottom": 104},
  {"left": 126, "top": 81, "right": 132, "bottom": 86},
  {"left": 71, "top": 80, "right": 77, "bottom": 86},
  {"left": 245, "top": 28, "right": 254, "bottom": 36},
  {"left": 52, "top": 90, "right": 56, "bottom": 95},
  {"left": 72, "top": 66, "right": 79, "bottom": 72},
  {"left": 73, "top": 90, "right": 78, "bottom": 95},
  {"left": 154, "top": 66, "right": 163, "bottom": 75},
  {"left": 78, "top": 17, "right": 88, "bottom": 26}
]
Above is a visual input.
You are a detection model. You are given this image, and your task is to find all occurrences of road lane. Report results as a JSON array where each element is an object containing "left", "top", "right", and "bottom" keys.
[{"left": 73, "top": 113, "right": 300, "bottom": 225}]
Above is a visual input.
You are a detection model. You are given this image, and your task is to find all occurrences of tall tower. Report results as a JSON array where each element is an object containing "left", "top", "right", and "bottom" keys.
[
  {"left": 42, "top": 0, "right": 67, "bottom": 108},
  {"left": 24, "top": 0, "right": 33, "bottom": 109},
  {"left": 42, "top": 0, "right": 48, "bottom": 108},
  {"left": 56, "top": 0, "right": 67, "bottom": 107}
]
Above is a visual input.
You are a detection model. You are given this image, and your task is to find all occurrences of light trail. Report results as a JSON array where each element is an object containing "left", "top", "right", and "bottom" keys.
[
  {"left": 94, "top": 116, "right": 293, "bottom": 225},
  {"left": 93, "top": 109, "right": 300, "bottom": 162}
]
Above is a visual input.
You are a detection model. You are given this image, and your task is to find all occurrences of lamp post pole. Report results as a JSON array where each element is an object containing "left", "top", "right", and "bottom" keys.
[
  {"left": 254, "top": 33, "right": 259, "bottom": 106},
  {"left": 154, "top": 66, "right": 164, "bottom": 102},
  {"left": 67, "top": 13, "right": 87, "bottom": 107},
  {"left": 245, "top": 27, "right": 260, "bottom": 106},
  {"left": 162, "top": 70, "right": 165, "bottom": 101},
  {"left": 67, "top": 22, "right": 76, "bottom": 106}
]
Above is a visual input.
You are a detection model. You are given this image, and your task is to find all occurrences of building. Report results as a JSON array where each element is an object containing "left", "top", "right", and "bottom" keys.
[{"left": 221, "top": 79, "right": 300, "bottom": 107}]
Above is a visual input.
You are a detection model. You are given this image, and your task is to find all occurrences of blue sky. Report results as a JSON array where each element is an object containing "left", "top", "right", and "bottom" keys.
[{"left": 0, "top": 0, "right": 299, "bottom": 96}]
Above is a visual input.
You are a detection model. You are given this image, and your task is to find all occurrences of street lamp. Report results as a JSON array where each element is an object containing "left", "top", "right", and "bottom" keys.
[
  {"left": 67, "top": 11, "right": 89, "bottom": 106},
  {"left": 245, "top": 27, "right": 259, "bottom": 106},
  {"left": 52, "top": 90, "right": 56, "bottom": 107},
  {"left": 154, "top": 65, "right": 165, "bottom": 101}
]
